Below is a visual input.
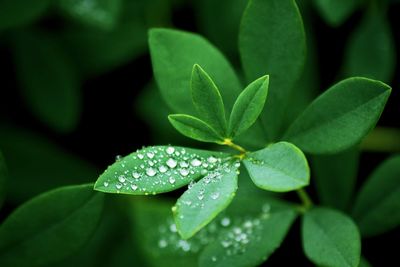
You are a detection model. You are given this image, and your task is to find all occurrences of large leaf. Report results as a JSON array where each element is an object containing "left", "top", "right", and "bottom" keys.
[
  {"left": 0, "top": 151, "right": 7, "bottom": 209},
  {"left": 58, "top": 0, "right": 122, "bottom": 30},
  {"left": 239, "top": 0, "right": 306, "bottom": 140},
  {"left": 352, "top": 155, "right": 400, "bottom": 237},
  {"left": 95, "top": 146, "right": 230, "bottom": 195},
  {"left": 12, "top": 31, "right": 81, "bottom": 132},
  {"left": 0, "top": 0, "right": 50, "bottom": 31},
  {"left": 312, "top": 148, "right": 359, "bottom": 211},
  {"left": 312, "top": 0, "right": 361, "bottom": 27},
  {"left": 243, "top": 142, "right": 309, "bottom": 192},
  {"left": 173, "top": 161, "right": 239, "bottom": 239},
  {"left": 228, "top": 75, "right": 269, "bottom": 138},
  {"left": 342, "top": 10, "right": 395, "bottom": 83},
  {"left": 284, "top": 77, "right": 391, "bottom": 154},
  {"left": 191, "top": 64, "right": 227, "bottom": 136},
  {"left": 168, "top": 114, "right": 224, "bottom": 143},
  {"left": 302, "top": 207, "right": 361, "bottom": 267},
  {"left": 0, "top": 184, "right": 104, "bottom": 267},
  {"left": 0, "top": 126, "right": 98, "bottom": 204},
  {"left": 149, "top": 28, "right": 241, "bottom": 114}
]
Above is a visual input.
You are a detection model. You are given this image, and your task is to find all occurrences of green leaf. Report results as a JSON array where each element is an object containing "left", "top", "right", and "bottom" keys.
[
  {"left": 12, "top": 31, "right": 81, "bottom": 133},
  {"left": 239, "top": 0, "right": 306, "bottom": 140},
  {"left": 243, "top": 142, "right": 309, "bottom": 192},
  {"left": 0, "top": 126, "right": 98, "bottom": 204},
  {"left": 191, "top": 64, "right": 227, "bottom": 136},
  {"left": 313, "top": 0, "right": 361, "bottom": 27},
  {"left": 199, "top": 209, "right": 297, "bottom": 267},
  {"left": 302, "top": 207, "right": 361, "bottom": 267},
  {"left": 173, "top": 161, "right": 239, "bottom": 239},
  {"left": 95, "top": 146, "right": 230, "bottom": 195},
  {"left": 284, "top": 77, "right": 391, "bottom": 154},
  {"left": 58, "top": 0, "right": 122, "bottom": 30},
  {"left": 0, "top": 184, "right": 104, "bottom": 267},
  {"left": 149, "top": 28, "right": 241, "bottom": 114},
  {"left": 0, "top": 0, "right": 50, "bottom": 31},
  {"left": 168, "top": 114, "right": 224, "bottom": 143},
  {"left": 228, "top": 75, "right": 269, "bottom": 138},
  {"left": 352, "top": 155, "right": 400, "bottom": 237},
  {"left": 342, "top": 10, "right": 395, "bottom": 83},
  {"left": 312, "top": 148, "right": 359, "bottom": 211},
  {"left": 0, "top": 151, "right": 7, "bottom": 209}
]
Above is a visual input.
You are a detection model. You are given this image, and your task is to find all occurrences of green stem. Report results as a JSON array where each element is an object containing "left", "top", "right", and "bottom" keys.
[
  {"left": 222, "top": 139, "right": 247, "bottom": 154},
  {"left": 361, "top": 127, "right": 400, "bottom": 153},
  {"left": 296, "top": 188, "right": 313, "bottom": 211}
]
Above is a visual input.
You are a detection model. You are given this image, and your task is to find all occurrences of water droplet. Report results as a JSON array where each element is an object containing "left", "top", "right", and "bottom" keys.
[
  {"left": 179, "top": 168, "right": 189, "bottom": 177},
  {"left": 188, "top": 180, "right": 196, "bottom": 189},
  {"left": 166, "top": 146, "right": 175, "bottom": 155},
  {"left": 207, "top": 156, "right": 218, "bottom": 164},
  {"left": 166, "top": 158, "right": 177, "bottom": 168},
  {"left": 147, "top": 152, "right": 155, "bottom": 159},
  {"left": 178, "top": 240, "right": 191, "bottom": 252},
  {"left": 146, "top": 168, "right": 157, "bottom": 177},
  {"left": 221, "top": 217, "right": 231, "bottom": 227},
  {"left": 115, "top": 155, "right": 122, "bottom": 161},
  {"left": 116, "top": 183, "right": 123, "bottom": 190},
  {"left": 244, "top": 220, "right": 253, "bottom": 228},
  {"left": 158, "top": 239, "right": 168, "bottom": 248},
  {"left": 191, "top": 158, "right": 202, "bottom": 167},
  {"left": 103, "top": 181, "right": 109, "bottom": 187},
  {"left": 158, "top": 165, "right": 168, "bottom": 173},
  {"left": 262, "top": 203, "right": 271, "bottom": 213},
  {"left": 137, "top": 153, "right": 144, "bottom": 159},
  {"left": 132, "top": 172, "right": 140, "bottom": 179},
  {"left": 211, "top": 192, "right": 220, "bottom": 200},
  {"left": 212, "top": 256, "right": 217, "bottom": 262},
  {"left": 131, "top": 184, "right": 138, "bottom": 191},
  {"left": 169, "top": 177, "right": 176, "bottom": 184},
  {"left": 234, "top": 162, "right": 241, "bottom": 168},
  {"left": 118, "top": 175, "right": 126, "bottom": 183},
  {"left": 201, "top": 169, "right": 208, "bottom": 175},
  {"left": 170, "top": 223, "right": 177, "bottom": 232}
]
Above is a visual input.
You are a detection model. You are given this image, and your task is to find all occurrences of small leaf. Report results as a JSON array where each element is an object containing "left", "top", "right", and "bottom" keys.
[
  {"left": 0, "top": 0, "right": 50, "bottom": 31},
  {"left": 173, "top": 161, "right": 239, "bottom": 239},
  {"left": 0, "top": 126, "right": 98, "bottom": 204},
  {"left": 58, "top": 0, "right": 122, "bottom": 30},
  {"left": 191, "top": 64, "right": 227, "bottom": 136},
  {"left": 228, "top": 75, "right": 269, "bottom": 138},
  {"left": 95, "top": 146, "right": 230, "bottom": 195},
  {"left": 284, "top": 77, "right": 391, "bottom": 154},
  {"left": 198, "top": 209, "right": 297, "bottom": 267},
  {"left": 0, "top": 151, "right": 7, "bottom": 209},
  {"left": 243, "top": 142, "right": 309, "bottom": 192},
  {"left": 168, "top": 114, "right": 224, "bottom": 143},
  {"left": 352, "top": 155, "right": 400, "bottom": 237},
  {"left": 342, "top": 10, "right": 395, "bottom": 83},
  {"left": 239, "top": 0, "right": 306, "bottom": 140},
  {"left": 312, "top": 148, "right": 359, "bottom": 211},
  {"left": 312, "top": 0, "right": 361, "bottom": 27},
  {"left": 12, "top": 31, "right": 81, "bottom": 133},
  {"left": 302, "top": 207, "right": 361, "bottom": 267},
  {"left": 0, "top": 184, "right": 104, "bottom": 267},
  {"left": 149, "top": 28, "right": 241, "bottom": 114}
]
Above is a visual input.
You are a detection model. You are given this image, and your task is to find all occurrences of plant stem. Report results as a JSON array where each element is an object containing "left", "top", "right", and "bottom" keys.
[
  {"left": 296, "top": 188, "right": 313, "bottom": 211},
  {"left": 222, "top": 139, "right": 247, "bottom": 154},
  {"left": 361, "top": 127, "right": 400, "bottom": 153}
]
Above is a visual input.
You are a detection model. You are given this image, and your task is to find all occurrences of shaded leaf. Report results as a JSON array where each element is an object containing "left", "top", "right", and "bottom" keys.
[
  {"left": 228, "top": 75, "right": 269, "bottom": 138},
  {"left": 352, "top": 155, "right": 400, "bottom": 237},
  {"left": 168, "top": 114, "right": 224, "bottom": 143},
  {"left": 284, "top": 77, "right": 391, "bottom": 154},
  {"left": 95, "top": 146, "right": 230, "bottom": 195},
  {"left": 0, "top": 151, "right": 7, "bottom": 209},
  {"left": 313, "top": 0, "right": 361, "bottom": 27},
  {"left": 343, "top": 10, "right": 396, "bottom": 83},
  {"left": 312, "top": 147, "right": 359, "bottom": 211},
  {"left": 0, "top": 184, "right": 104, "bottom": 267},
  {"left": 0, "top": 0, "right": 50, "bottom": 31},
  {"left": 191, "top": 64, "right": 227, "bottom": 136},
  {"left": 244, "top": 142, "right": 309, "bottom": 192},
  {"left": 13, "top": 31, "right": 81, "bottom": 132},
  {"left": 149, "top": 28, "right": 241, "bottom": 114},
  {"left": 0, "top": 126, "right": 98, "bottom": 204},
  {"left": 302, "top": 207, "right": 361, "bottom": 267},
  {"left": 173, "top": 161, "right": 239, "bottom": 239},
  {"left": 239, "top": 0, "right": 306, "bottom": 140},
  {"left": 58, "top": 0, "right": 122, "bottom": 30}
]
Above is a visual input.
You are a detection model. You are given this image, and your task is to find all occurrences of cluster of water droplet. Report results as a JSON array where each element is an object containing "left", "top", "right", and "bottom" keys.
[
  {"left": 155, "top": 203, "right": 272, "bottom": 260},
  {"left": 101, "top": 146, "right": 228, "bottom": 194}
]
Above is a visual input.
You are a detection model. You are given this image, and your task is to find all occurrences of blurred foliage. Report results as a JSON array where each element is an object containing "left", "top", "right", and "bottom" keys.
[{"left": 0, "top": 0, "right": 399, "bottom": 266}]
